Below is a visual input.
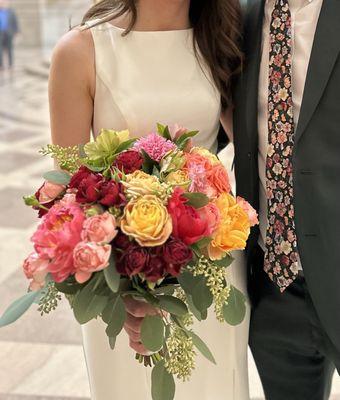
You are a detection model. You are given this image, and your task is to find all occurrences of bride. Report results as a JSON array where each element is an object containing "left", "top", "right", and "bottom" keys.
[{"left": 48, "top": 0, "right": 249, "bottom": 399}]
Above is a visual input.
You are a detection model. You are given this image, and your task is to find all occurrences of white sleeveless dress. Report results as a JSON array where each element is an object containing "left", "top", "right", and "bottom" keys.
[{"left": 81, "top": 21, "right": 250, "bottom": 400}]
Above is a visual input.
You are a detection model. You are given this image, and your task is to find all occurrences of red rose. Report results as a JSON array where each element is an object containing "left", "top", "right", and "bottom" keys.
[
  {"left": 76, "top": 173, "right": 104, "bottom": 203},
  {"left": 113, "top": 150, "right": 143, "bottom": 174},
  {"left": 163, "top": 238, "right": 193, "bottom": 276},
  {"left": 69, "top": 166, "right": 94, "bottom": 189},
  {"left": 143, "top": 256, "right": 166, "bottom": 282},
  {"left": 117, "top": 245, "right": 149, "bottom": 277},
  {"left": 167, "top": 188, "right": 209, "bottom": 245},
  {"left": 99, "top": 181, "right": 125, "bottom": 207},
  {"left": 113, "top": 231, "right": 133, "bottom": 250}
]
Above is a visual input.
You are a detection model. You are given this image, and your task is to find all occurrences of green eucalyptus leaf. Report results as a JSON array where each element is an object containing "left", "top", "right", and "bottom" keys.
[
  {"left": 189, "top": 331, "right": 216, "bottom": 364},
  {"left": 108, "top": 336, "right": 117, "bottom": 350},
  {"left": 43, "top": 170, "right": 71, "bottom": 185},
  {"left": 176, "top": 130, "right": 199, "bottom": 148},
  {"left": 0, "top": 290, "right": 43, "bottom": 328},
  {"left": 55, "top": 280, "right": 83, "bottom": 295},
  {"left": 151, "top": 360, "right": 176, "bottom": 400},
  {"left": 191, "top": 276, "right": 213, "bottom": 313},
  {"left": 186, "top": 294, "right": 206, "bottom": 321},
  {"left": 104, "top": 295, "right": 126, "bottom": 337},
  {"left": 72, "top": 280, "right": 108, "bottom": 324},
  {"left": 212, "top": 254, "right": 235, "bottom": 268},
  {"left": 104, "top": 254, "right": 120, "bottom": 293},
  {"left": 158, "top": 295, "right": 188, "bottom": 317},
  {"left": 182, "top": 192, "right": 209, "bottom": 208},
  {"left": 193, "top": 237, "right": 212, "bottom": 249},
  {"left": 141, "top": 315, "right": 165, "bottom": 352},
  {"left": 222, "top": 285, "right": 246, "bottom": 326}
]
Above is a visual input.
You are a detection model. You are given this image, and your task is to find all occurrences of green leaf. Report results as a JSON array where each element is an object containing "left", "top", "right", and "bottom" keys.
[
  {"left": 141, "top": 315, "right": 165, "bottom": 352},
  {"left": 186, "top": 294, "right": 207, "bottom": 321},
  {"left": 182, "top": 192, "right": 209, "bottom": 208},
  {"left": 222, "top": 285, "right": 246, "bottom": 326},
  {"left": 153, "top": 285, "right": 175, "bottom": 296},
  {"left": 43, "top": 170, "right": 71, "bottom": 185},
  {"left": 55, "top": 280, "right": 84, "bottom": 295},
  {"left": 189, "top": 331, "right": 216, "bottom": 364},
  {"left": 0, "top": 290, "right": 42, "bottom": 327},
  {"left": 141, "top": 149, "right": 157, "bottom": 174},
  {"left": 158, "top": 295, "right": 188, "bottom": 317},
  {"left": 115, "top": 138, "right": 137, "bottom": 154},
  {"left": 23, "top": 195, "right": 40, "bottom": 207},
  {"left": 80, "top": 162, "right": 105, "bottom": 172},
  {"left": 152, "top": 165, "right": 161, "bottom": 178},
  {"left": 151, "top": 360, "right": 176, "bottom": 400},
  {"left": 157, "top": 123, "right": 172, "bottom": 141},
  {"left": 72, "top": 280, "right": 108, "bottom": 324},
  {"left": 178, "top": 271, "right": 212, "bottom": 314},
  {"left": 103, "top": 295, "right": 126, "bottom": 337},
  {"left": 212, "top": 254, "right": 234, "bottom": 268},
  {"left": 176, "top": 130, "right": 199, "bottom": 147},
  {"left": 108, "top": 336, "right": 116, "bottom": 350},
  {"left": 103, "top": 254, "right": 120, "bottom": 293},
  {"left": 193, "top": 236, "right": 212, "bottom": 249}
]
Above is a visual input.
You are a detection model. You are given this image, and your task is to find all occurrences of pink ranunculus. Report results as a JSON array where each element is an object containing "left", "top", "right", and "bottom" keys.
[
  {"left": 23, "top": 252, "right": 49, "bottom": 291},
  {"left": 236, "top": 197, "right": 259, "bottom": 227},
  {"left": 197, "top": 203, "right": 221, "bottom": 236},
  {"left": 81, "top": 212, "right": 118, "bottom": 243},
  {"left": 73, "top": 242, "right": 111, "bottom": 284},
  {"left": 31, "top": 202, "right": 85, "bottom": 282}
]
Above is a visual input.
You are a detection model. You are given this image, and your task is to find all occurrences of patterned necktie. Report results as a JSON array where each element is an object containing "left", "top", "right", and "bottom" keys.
[{"left": 264, "top": 0, "right": 299, "bottom": 292}]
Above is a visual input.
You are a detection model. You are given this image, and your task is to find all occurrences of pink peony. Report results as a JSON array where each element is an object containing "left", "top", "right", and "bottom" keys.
[
  {"left": 73, "top": 242, "right": 111, "bottom": 283},
  {"left": 237, "top": 197, "right": 259, "bottom": 227},
  {"left": 31, "top": 202, "right": 85, "bottom": 282},
  {"left": 23, "top": 252, "right": 49, "bottom": 291},
  {"left": 133, "top": 132, "right": 177, "bottom": 162},
  {"left": 81, "top": 212, "right": 118, "bottom": 243}
]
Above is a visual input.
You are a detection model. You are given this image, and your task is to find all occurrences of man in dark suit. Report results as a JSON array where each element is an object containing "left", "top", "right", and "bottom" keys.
[
  {"left": 0, "top": 0, "right": 19, "bottom": 69},
  {"left": 233, "top": 0, "right": 340, "bottom": 398}
]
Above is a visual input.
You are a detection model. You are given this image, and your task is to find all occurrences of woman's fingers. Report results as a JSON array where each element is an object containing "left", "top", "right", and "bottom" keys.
[{"left": 123, "top": 297, "right": 158, "bottom": 318}]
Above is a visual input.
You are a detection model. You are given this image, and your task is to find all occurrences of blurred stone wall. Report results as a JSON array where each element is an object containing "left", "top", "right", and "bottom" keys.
[{"left": 10, "top": 0, "right": 92, "bottom": 50}]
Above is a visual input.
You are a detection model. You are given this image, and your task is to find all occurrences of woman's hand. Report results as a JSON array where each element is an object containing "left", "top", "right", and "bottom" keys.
[{"left": 123, "top": 297, "right": 159, "bottom": 355}]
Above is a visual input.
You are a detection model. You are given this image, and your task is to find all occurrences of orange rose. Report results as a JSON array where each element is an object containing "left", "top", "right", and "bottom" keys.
[
  {"left": 206, "top": 164, "right": 231, "bottom": 195},
  {"left": 208, "top": 193, "right": 250, "bottom": 260}
]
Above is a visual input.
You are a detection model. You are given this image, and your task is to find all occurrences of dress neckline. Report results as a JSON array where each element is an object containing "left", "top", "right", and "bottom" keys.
[{"left": 104, "top": 21, "right": 193, "bottom": 35}]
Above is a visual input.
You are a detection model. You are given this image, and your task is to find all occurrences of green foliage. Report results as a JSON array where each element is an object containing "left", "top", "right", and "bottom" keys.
[
  {"left": 157, "top": 123, "right": 172, "bottom": 141},
  {"left": 103, "top": 254, "right": 120, "bottom": 293},
  {"left": 43, "top": 170, "right": 71, "bottom": 185},
  {"left": 103, "top": 295, "right": 126, "bottom": 338},
  {"left": 176, "top": 130, "right": 199, "bottom": 150},
  {"left": 188, "top": 331, "right": 216, "bottom": 364},
  {"left": 0, "top": 290, "right": 43, "bottom": 327},
  {"left": 40, "top": 144, "right": 81, "bottom": 173},
  {"left": 38, "top": 282, "right": 62, "bottom": 315},
  {"left": 157, "top": 295, "right": 188, "bottom": 317},
  {"left": 182, "top": 192, "right": 210, "bottom": 208},
  {"left": 151, "top": 360, "right": 176, "bottom": 400},
  {"left": 222, "top": 285, "right": 247, "bottom": 326},
  {"left": 141, "top": 315, "right": 165, "bottom": 352}
]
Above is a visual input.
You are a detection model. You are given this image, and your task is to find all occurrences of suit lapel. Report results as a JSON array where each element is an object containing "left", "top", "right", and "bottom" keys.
[
  {"left": 295, "top": 0, "right": 340, "bottom": 142},
  {"left": 245, "top": 0, "right": 266, "bottom": 150}
]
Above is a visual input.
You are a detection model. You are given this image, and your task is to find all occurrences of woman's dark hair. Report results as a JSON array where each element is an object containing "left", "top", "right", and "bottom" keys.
[{"left": 82, "top": 0, "right": 243, "bottom": 108}]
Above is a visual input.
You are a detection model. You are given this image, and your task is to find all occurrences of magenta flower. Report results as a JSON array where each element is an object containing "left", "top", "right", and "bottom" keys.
[{"left": 133, "top": 133, "right": 176, "bottom": 162}]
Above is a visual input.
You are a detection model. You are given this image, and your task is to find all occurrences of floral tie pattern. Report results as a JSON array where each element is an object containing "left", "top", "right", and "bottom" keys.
[{"left": 264, "top": 0, "right": 299, "bottom": 292}]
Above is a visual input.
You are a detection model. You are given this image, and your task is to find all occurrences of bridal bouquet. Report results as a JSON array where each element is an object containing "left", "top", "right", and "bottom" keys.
[{"left": 0, "top": 124, "right": 258, "bottom": 400}]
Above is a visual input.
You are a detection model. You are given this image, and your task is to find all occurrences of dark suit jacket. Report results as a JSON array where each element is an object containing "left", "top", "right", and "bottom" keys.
[{"left": 233, "top": 0, "right": 340, "bottom": 362}]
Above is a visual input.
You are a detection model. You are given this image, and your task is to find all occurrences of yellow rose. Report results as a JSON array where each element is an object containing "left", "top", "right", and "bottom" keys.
[
  {"left": 121, "top": 195, "right": 172, "bottom": 247},
  {"left": 190, "top": 147, "right": 220, "bottom": 165},
  {"left": 123, "top": 170, "right": 169, "bottom": 200},
  {"left": 165, "top": 170, "right": 190, "bottom": 188},
  {"left": 208, "top": 193, "right": 250, "bottom": 260}
]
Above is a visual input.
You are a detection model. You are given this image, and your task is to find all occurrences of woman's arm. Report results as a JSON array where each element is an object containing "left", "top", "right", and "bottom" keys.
[{"left": 49, "top": 28, "right": 95, "bottom": 148}]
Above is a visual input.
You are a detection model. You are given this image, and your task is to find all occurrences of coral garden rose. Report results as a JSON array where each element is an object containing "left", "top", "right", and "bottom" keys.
[
  {"left": 23, "top": 252, "right": 49, "bottom": 291},
  {"left": 113, "top": 150, "right": 143, "bottom": 174},
  {"left": 162, "top": 238, "right": 193, "bottom": 276},
  {"left": 120, "top": 194, "right": 172, "bottom": 247},
  {"left": 31, "top": 202, "right": 85, "bottom": 282},
  {"left": 73, "top": 242, "right": 111, "bottom": 283},
  {"left": 123, "top": 170, "right": 168, "bottom": 200},
  {"left": 116, "top": 245, "right": 149, "bottom": 277},
  {"left": 236, "top": 196, "right": 259, "bottom": 227},
  {"left": 81, "top": 212, "right": 118, "bottom": 243},
  {"left": 190, "top": 147, "right": 220, "bottom": 165},
  {"left": 197, "top": 203, "right": 221, "bottom": 236},
  {"left": 167, "top": 188, "right": 210, "bottom": 245},
  {"left": 206, "top": 164, "right": 231, "bottom": 195},
  {"left": 208, "top": 193, "right": 251, "bottom": 260}
]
